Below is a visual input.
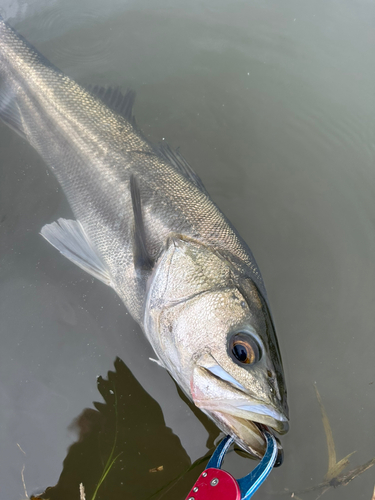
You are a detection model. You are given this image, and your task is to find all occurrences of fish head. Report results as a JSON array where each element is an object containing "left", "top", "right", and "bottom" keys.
[{"left": 145, "top": 236, "right": 289, "bottom": 460}]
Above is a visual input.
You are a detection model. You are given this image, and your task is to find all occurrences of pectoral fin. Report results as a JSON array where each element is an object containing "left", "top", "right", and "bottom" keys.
[
  {"left": 41, "top": 218, "right": 112, "bottom": 285},
  {"left": 130, "top": 174, "right": 153, "bottom": 271}
]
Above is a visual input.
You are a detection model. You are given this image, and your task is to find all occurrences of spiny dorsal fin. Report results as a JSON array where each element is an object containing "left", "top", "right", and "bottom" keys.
[
  {"left": 155, "top": 143, "right": 209, "bottom": 196},
  {"left": 41, "top": 218, "right": 112, "bottom": 286},
  {"left": 85, "top": 87, "right": 209, "bottom": 197},
  {"left": 130, "top": 174, "right": 153, "bottom": 271},
  {"left": 86, "top": 85, "right": 137, "bottom": 126}
]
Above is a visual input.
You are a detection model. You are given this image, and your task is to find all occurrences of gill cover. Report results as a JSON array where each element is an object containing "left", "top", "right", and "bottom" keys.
[{"left": 144, "top": 235, "right": 235, "bottom": 380}]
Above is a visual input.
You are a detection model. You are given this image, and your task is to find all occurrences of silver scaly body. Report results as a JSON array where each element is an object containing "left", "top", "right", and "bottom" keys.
[{"left": 0, "top": 15, "right": 288, "bottom": 460}]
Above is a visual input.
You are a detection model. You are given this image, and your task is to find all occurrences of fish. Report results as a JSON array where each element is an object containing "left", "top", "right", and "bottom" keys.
[{"left": 0, "top": 15, "right": 289, "bottom": 461}]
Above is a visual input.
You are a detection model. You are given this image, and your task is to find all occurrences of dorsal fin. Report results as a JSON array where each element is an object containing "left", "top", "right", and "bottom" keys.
[
  {"left": 86, "top": 86, "right": 209, "bottom": 196},
  {"left": 85, "top": 87, "right": 209, "bottom": 197},
  {"left": 154, "top": 143, "right": 209, "bottom": 196},
  {"left": 86, "top": 85, "right": 137, "bottom": 126},
  {"left": 130, "top": 174, "right": 153, "bottom": 271}
]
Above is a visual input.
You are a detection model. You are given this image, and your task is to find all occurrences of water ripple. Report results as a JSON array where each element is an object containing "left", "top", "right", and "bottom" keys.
[{"left": 36, "top": 7, "right": 115, "bottom": 70}]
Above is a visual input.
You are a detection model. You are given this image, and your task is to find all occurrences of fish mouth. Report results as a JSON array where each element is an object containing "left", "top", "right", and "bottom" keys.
[
  {"left": 207, "top": 410, "right": 282, "bottom": 460},
  {"left": 191, "top": 363, "right": 289, "bottom": 459}
]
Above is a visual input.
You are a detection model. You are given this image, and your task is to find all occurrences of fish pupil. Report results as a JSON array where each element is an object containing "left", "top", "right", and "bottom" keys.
[{"left": 233, "top": 344, "right": 248, "bottom": 362}]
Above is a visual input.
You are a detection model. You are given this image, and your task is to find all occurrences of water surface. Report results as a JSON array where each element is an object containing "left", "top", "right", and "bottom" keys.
[{"left": 1, "top": 0, "right": 374, "bottom": 498}]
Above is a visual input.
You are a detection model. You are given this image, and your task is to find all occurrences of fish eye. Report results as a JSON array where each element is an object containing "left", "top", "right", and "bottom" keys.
[{"left": 229, "top": 333, "right": 261, "bottom": 365}]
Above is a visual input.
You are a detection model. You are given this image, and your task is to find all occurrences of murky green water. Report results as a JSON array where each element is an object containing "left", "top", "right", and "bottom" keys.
[{"left": 1, "top": 0, "right": 374, "bottom": 498}]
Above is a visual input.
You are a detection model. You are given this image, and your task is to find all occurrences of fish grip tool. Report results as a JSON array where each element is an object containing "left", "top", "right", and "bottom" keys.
[{"left": 185, "top": 431, "right": 277, "bottom": 500}]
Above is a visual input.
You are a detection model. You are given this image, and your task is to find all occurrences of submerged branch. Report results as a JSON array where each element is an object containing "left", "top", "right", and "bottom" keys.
[
  {"left": 313, "top": 384, "right": 336, "bottom": 473},
  {"left": 278, "top": 385, "right": 375, "bottom": 499}
]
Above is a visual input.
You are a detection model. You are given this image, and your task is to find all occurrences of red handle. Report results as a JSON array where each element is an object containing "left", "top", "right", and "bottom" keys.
[{"left": 185, "top": 468, "right": 241, "bottom": 500}]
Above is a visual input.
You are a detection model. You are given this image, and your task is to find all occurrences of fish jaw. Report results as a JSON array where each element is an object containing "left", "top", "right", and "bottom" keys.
[
  {"left": 207, "top": 411, "right": 267, "bottom": 459},
  {"left": 190, "top": 363, "right": 289, "bottom": 458}
]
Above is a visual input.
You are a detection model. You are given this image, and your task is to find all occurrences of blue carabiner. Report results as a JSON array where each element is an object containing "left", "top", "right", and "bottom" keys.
[
  {"left": 186, "top": 431, "right": 278, "bottom": 500},
  {"left": 237, "top": 432, "right": 278, "bottom": 499}
]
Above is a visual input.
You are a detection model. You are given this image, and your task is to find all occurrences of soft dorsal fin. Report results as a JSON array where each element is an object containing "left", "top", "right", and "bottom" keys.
[
  {"left": 154, "top": 143, "right": 209, "bottom": 196},
  {"left": 86, "top": 85, "right": 137, "bottom": 126},
  {"left": 130, "top": 174, "right": 154, "bottom": 271},
  {"left": 41, "top": 218, "right": 112, "bottom": 286}
]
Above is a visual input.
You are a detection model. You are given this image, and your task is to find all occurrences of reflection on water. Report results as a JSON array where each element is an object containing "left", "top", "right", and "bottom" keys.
[
  {"left": 1, "top": 0, "right": 375, "bottom": 499},
  {"left": 31, "top": 357, "right": 267, "bottom": 500},
  {"left": 36, "top": 358, "right": 193, "bottom": 500}
]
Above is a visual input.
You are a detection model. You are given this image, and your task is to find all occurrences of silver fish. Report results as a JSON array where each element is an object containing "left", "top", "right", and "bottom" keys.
[{"left": 0, "top": 15, "right": 289, "bottom": 460}]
